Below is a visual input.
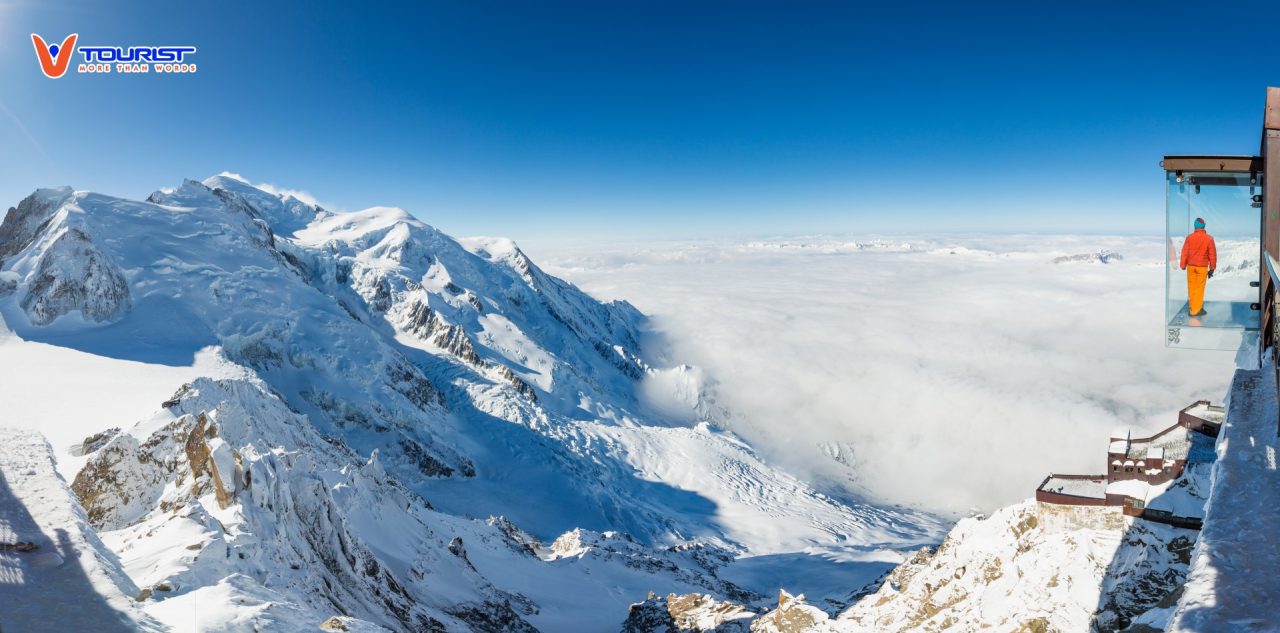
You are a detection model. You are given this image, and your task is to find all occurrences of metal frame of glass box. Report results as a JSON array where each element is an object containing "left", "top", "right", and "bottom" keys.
[
  {"left": 1262, "top": 88, "right": 1280, "bottom": 361},
  {"left": 1160, "top": 161, "right": 1261, "bottom": 349},
  {"left": 1161, "top": 87, "right": 1280, "bottom": 353}
]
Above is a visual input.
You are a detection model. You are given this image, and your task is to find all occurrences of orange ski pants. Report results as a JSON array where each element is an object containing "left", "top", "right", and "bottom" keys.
[{"left": 1186, "top": 265, "right": 1208, "bottom": 315}]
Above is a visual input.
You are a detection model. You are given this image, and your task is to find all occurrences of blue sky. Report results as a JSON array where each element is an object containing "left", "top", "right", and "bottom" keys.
[{"left": 1, "top": 1, "right": 1278, "bottom": 240}]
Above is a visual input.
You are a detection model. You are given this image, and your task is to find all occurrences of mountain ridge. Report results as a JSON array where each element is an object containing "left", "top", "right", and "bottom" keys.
[{"left": 0, "top": 174, "right": 940, "bottom": 631}]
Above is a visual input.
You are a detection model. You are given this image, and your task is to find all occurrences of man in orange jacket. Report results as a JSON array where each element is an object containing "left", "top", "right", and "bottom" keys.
[{"left": 1180, "top": 217, "right": 1217, "bottom": 317}]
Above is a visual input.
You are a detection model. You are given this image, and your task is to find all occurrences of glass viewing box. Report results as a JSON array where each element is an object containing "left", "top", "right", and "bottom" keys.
[{"left": 1164, "top": 159, "right": 1261, "bottom": 350}]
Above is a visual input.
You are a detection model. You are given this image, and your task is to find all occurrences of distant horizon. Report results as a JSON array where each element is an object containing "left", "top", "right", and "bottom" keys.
[
  {"left": 2, "top": 172, "right": 1177, "bottom": 244},
  {"left": 5, "top": 165, "right": 1254, "bottom": 245}
]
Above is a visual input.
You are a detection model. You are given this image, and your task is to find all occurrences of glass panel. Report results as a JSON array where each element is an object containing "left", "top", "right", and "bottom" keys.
[{"left": 1164, "top": 171, "right": 1261, "bottom": 350}]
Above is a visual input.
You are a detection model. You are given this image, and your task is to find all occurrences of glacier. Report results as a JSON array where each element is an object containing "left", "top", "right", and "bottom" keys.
[{"left": 0, "top": 175, "right": 941, "bottom": 631}]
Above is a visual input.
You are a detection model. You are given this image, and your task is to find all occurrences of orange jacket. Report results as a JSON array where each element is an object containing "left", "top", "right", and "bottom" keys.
[{"left": 1180, "top": 229, "right": 1217, "bottom": 270}]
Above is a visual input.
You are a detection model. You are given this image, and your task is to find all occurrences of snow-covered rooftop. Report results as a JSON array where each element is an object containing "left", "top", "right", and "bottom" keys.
[
  {"left": 1181, "top": 401, "right": 1225, "bottom": 425},
  {"left": 1039, "top": 476, "right": 1106, "bottom": 500},
  {"left": 1127, "top": 429, "right": 1191, "bottom": 462},
  {"left": 1105, "top": 479, "right": 1149, "bottom": 499},
  {"left": 1110, "top": 427, "right": 1131, "bottom": 440}
]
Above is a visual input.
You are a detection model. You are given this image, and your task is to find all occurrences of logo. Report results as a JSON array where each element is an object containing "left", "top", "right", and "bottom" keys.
[
  {"left": 30, "top": 33, "right": 197, "bottom": 77},
  {"left": 31, "top": 33, "right": 78, "bottom": 78}
]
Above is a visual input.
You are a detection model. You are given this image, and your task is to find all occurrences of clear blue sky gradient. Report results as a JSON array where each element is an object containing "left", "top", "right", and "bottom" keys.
[{"left": 2, "top": 1, "right": 1279, "bottom": 240}]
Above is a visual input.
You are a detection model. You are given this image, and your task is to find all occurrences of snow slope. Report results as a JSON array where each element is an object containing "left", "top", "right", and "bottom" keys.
[
  {"left": 0, "top": 176, "right": 943, "bottom": 630},
  {"left": 0, "top": 428, "right": 162, "bottom": 632},
  {"left": 0, "top": 318, "right": 232, "bottom": 480}
]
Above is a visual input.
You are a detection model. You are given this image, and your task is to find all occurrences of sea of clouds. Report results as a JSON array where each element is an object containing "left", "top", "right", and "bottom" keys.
[{"left": 527, "top": 234, "right": 1242, "bottom": 515}]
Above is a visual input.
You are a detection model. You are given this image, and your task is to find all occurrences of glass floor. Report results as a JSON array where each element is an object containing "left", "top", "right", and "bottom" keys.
[{"left": 1166, "top": 301, "right": 1260, "bottom": 329}]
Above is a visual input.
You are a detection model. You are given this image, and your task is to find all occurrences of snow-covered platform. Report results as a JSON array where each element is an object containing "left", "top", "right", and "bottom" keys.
[
  {"left": 0, "top": 428, "right": 158, "bottom": 631},
  {"left": 1038, "top": 475, "right": 1106, "bottom": 501},
  {"left": 1169, "top": 365, "right": 1280, "bottom": 631},
  {"left": 1179, "top": 400, "right": 1225, "bottom": 436}
]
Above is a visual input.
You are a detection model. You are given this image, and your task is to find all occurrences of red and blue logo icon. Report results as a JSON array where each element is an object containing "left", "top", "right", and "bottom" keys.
[
  {"left": 31, "top": 33, "right": 78, "bottom": 78},
  {"left": 30, "top": 33, "right": 197, "bottom": 77}
]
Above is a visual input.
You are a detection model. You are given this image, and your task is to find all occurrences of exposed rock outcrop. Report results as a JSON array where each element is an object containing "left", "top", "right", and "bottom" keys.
[
  {"left": 72, "top": 377, "right": 539, "bottom": 632},
  {"left": 184, "top": 413, "right": 236, "bottom": 510},
  {"left": 1052, "top": 250, "right": 1123, "bottom": 264},
  {"left": 402, "top": 299, "right": 483, "bottom": 366},
  {"left": 0, "top": 188, "right": 72, "bottom": 265},
  {"left": 622, "top": 592, "right": 754, "bottom": 632},
  {"left": 21, "top": 227, "right": 130, "bottom": 325},
  {"left": 71, "top": 427, "right": 121, "bottom": 457},
  {"left": 495, "top": 364, "right": 538, "bottom": 400},
  {"left": 550, "top": 528, "right": 760, "bottom": 605},
  {"left": 838, "top": 501, "right": 1196, "bottom": 633},
  {"left": 752, "top": 591, "right": 829, "bottom": 633},
  {"left": 72, "top": 429, "right": 169, "bottom": 530}
]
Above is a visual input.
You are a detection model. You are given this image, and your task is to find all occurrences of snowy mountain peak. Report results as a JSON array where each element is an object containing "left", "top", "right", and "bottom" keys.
[
  {"left": 0, "top": 174, "right": 944, "bottom": 631},
  {"left": 184, "top": 173, "right": 323, "bottom": 235}
]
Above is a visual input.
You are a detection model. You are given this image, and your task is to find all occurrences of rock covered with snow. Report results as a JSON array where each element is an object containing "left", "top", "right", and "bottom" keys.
[
  {"left": 548, "top": 528, "right": 759, "bottom": 604},
  {"left": 836, "top": 500, "right": 1194, "bottom": 632},
  {"left": 1052, "top": 250, "right": 1124, "bottom": 264},
  {"left": 75, "top": 377, "right": 539, "bottom": 631},
  {"left": 621, "top": 592, "right": 755, "bottom": 632},
  {"left": 752, "top": 591, "right": 838, "bottom": 633},
  {"left": 0, "top": 189, "right": 131, "bottom": 325}
]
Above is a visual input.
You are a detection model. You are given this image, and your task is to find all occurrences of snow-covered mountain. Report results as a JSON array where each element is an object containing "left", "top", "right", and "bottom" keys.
[
  {"left": 618, "top": 483, "right": 1204, "bottom": 633},
  {"left": 0, "top": 175, "right": 941, "bottom": 631},
  {"left": 836, "top": 499, "right": 1197, "bottom": 632}
]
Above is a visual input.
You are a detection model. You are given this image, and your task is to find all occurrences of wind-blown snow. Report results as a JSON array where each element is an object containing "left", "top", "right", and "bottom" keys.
[
  {"left": 210, "top": 171, "right": 328, "bottom": 210},
  {"left": 531, "top": 235, "right": 1238, "bottom": 514}
]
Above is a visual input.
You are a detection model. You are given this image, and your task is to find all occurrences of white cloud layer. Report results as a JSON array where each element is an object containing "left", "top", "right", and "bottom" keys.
[{"left": 529, "top": 235, "right": 1241, "bottom": 515}]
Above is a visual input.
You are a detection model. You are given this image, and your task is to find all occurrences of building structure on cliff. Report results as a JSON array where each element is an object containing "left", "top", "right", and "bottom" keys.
[{"left": 1034, "top": 401, "right": 1220, "bottom": 529}]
